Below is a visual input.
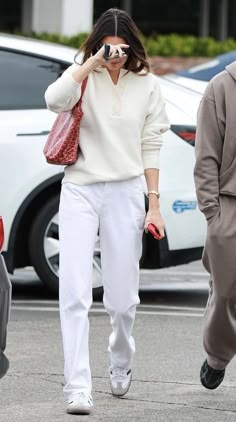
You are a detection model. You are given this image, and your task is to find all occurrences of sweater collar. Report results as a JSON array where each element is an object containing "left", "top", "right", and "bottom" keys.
[{"left": 99, "top": 66, "right": 129, "bottom": 84}]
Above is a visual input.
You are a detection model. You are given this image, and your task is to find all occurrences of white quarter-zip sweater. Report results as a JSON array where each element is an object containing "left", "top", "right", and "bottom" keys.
[{"left": 45, "top": 64, "right": 170, "bottom": 185}]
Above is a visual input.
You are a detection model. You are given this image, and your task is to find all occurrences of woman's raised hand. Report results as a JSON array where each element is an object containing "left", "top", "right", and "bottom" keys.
[{"left": 93, "top": 44, "right": 130, "bottom": 65}]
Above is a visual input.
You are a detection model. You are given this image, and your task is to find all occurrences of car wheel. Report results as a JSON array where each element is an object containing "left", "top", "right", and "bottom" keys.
[{"left": 28, "top": 195, "right": 103, "bottom": 296}]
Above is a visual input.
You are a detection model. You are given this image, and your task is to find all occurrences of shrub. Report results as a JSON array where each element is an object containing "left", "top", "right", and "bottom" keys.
[{"left": 15, "top": 32, "right": 236, "bottom": 57}]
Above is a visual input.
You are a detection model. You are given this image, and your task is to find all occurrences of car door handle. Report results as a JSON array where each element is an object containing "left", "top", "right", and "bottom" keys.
[{"left": 16, "top": 130, "right": 50, "bottom": 136}]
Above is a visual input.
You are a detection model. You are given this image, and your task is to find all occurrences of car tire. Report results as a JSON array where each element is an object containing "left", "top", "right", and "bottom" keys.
[
  {"left": 29, "top": 195, "right": 60, "bottom": 294},
  {"left": 28, "top": 195, "right": 103, "bottom": 297}
]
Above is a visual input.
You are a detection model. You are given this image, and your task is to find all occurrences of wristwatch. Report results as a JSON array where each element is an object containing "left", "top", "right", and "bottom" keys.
[{"left": 148, "top": 190, "right": 160, "bottom": 199}]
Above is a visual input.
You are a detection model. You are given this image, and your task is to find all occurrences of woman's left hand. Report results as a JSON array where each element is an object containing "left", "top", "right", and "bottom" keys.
[{"left": 144, "top": 208, "right": 165, "bottom": 239}]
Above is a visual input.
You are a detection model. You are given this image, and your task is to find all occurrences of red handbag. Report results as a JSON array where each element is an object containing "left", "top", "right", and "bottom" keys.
[{"left": 43, "top": 76, "right": 88, "bottom": 165}]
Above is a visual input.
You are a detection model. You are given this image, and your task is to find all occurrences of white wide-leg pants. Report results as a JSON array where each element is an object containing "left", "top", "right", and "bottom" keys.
[{"left": 59, "top": 178, "right": 146, "bottom": 402}]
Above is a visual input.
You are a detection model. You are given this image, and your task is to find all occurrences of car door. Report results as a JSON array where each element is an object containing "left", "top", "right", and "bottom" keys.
[{"left": 0, "top": 49, "right": 67, "bottom": 244}]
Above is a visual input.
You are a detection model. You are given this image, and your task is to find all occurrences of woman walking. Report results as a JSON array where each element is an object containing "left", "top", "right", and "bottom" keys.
[{"left": 45, "top": 7, "right": 169, "bottom": 415}]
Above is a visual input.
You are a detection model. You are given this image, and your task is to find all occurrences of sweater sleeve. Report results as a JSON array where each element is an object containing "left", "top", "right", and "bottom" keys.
[
  {"left": 44, "top": 64, "right": 82, "bottom": 113},
  {"left": 141, "top": 78, "right": 170, "bottom": 170},
  {"left": 194, "top": 83, "right": 224, "bottom": 221}
]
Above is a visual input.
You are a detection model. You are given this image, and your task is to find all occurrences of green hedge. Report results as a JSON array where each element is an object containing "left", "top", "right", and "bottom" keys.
[
  {"left": 21, "top": 31, "right": 236, "bottom": 57},
  {"left": 142, "top": 34, "right": 236, "bottom": 57},
  {"left": 25, "top": 31, "right": 89, "bottom": 48}
]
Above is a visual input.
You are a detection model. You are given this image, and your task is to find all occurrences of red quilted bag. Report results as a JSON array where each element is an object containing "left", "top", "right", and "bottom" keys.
[{"left": 43, "top": 76, "right": 88, "bottom": 165}]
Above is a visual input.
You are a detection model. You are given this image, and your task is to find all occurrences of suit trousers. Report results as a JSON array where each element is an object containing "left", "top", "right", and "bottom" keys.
[
  {"left": 59, "top": 178, "right": 146, "bottom": 401},
  {"left": 202, "top": 195, "right": 236, "bottom": 370}
]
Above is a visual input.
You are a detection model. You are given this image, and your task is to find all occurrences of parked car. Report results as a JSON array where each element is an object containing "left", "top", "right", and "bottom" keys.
[
  {"left": 0, "top": 216, "right": 11, "bottom": 379},
  {"left": 0, "top": 33, "right": 206, "bottom": 294},
  {"left": 163, "top": 51, "right": 236, "bottom": 94}
]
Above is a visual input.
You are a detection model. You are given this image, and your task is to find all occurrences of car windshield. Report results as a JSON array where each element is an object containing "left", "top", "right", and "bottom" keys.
[{"left": 176, "top": 51, "right": 236, "bottom": 81}]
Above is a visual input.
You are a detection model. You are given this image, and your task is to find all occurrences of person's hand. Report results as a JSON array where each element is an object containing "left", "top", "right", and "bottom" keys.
[
  {"left": 144, "top": 208, "right": 165, "bottom": 239},
  {"left": 93, "top": 43, "right": 130, "bottom": 66}
]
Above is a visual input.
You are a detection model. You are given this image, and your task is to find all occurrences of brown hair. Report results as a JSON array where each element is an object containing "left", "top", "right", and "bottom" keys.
[{"left": 75, "top": 8, "right": 150, "bottom": 74}]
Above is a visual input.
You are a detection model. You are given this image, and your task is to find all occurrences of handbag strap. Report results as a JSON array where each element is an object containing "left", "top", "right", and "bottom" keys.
[
  {"left": 74, "top": 76, "right": 88, "bottom": 110},
  {"left": 80, "top": 76, "right": 88, "bottom": 99}
]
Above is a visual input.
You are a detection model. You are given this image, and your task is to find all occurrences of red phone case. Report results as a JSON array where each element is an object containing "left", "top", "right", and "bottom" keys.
[{"left": 147, "top": 223, "right": 162, "bottom": 240}]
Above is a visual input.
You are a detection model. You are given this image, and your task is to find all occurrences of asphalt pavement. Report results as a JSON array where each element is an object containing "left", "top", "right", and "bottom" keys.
[
  {"left": 11, "top": 259, "right": 209, "bottom": 299},
  {"left": 1, "top": 293, "right": 236, "bottom": 421}
]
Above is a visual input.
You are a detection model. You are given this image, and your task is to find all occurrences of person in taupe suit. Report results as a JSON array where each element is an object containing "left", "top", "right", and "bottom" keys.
[{"left": 194, "top": 61, "right": 236, "bottom": 389}]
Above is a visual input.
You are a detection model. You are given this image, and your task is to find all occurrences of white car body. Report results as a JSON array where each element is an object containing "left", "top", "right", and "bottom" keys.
[
  {"left": 157, "top": 78, "right": 206, "bottom": 250},
  {"left": 0, "top": 34, "right": 206, "bottom": 293},
  {"left": 162, "top": 73, "right": 207, "bottom": 95},
  {"left": 163, "top": 52, "right": 236, "bottom": 95}
]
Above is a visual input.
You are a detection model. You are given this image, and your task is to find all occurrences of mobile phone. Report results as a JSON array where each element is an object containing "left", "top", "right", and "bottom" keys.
[
  {"left": 147, "top": 223, "right": 162, "bottom": 240},
  {"left": 103, "top": 44, "right": 130, "bottom": 61},
  {"left": 104, "top": 44, "right": 111, "bottom": 60}
]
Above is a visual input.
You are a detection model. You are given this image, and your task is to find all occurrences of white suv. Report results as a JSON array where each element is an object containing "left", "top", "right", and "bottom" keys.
[{"left": 0, "top": 34, "right": 206, "bottom": 294}]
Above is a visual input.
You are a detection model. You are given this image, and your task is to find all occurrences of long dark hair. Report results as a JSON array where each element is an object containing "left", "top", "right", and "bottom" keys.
[{"left": 75, "top": 8, "right": 150, "bottom": 74}]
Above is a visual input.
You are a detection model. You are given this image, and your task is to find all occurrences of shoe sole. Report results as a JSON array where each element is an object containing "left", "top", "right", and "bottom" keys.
[
  {"left": 200, "top": 375, "right": 225, "bottom": 390},
  {"left": 66, "top": 406, "right": 92, "bottom": 415}
]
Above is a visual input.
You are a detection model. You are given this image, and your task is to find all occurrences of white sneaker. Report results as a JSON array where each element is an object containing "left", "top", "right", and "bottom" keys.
[
  {"left": 109, "top": 366, "right": 132, "bottom": 397},
  {"left": 66, "top": 392, "right": 93, "bottom": 415}
]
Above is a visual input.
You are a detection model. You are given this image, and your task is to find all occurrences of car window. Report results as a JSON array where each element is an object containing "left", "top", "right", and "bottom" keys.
[
  {"left": 0, "top": 50, "right": 66, "bottom": 110},
  {"left": 176, "top": 51, "right": 236, "bottom": 81},
  {"left": 176, "top": 60, "right": 226, "bottom": 81}
]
